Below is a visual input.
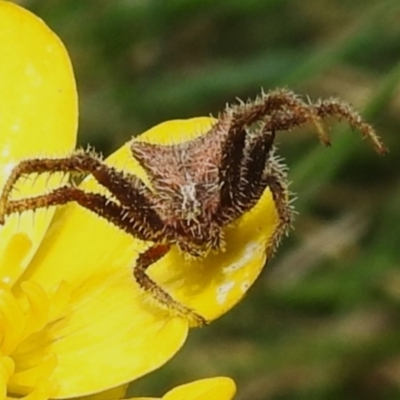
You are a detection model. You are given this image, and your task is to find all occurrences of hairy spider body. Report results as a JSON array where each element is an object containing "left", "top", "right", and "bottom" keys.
[
  {"left": 131, "top": 132, "right": 225, "bottom": 256},
  {"left": 0, "top": 88, "right": 386, "bottom": 326}
]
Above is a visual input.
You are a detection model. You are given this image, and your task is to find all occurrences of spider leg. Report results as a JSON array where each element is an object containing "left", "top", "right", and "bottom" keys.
[
  {"left": 3, "top": 186, "right": 162, "bottom": 241},
  {"left": 217, "top": 122, "right": 247, "bottom": 217},
  {"left": 262, "top": 158, "right": 293, "bottom": 257},
  {"left": 313, "top": 98, "right": 387, "bottom": 154},
  {"left": 134, "top": 244, "right": 207, "bottom": 326},
  {"left": 0, "top": 151, "right": 163, "bottom": 234},
  {"left": 6, "top": 186, "right": 203, "bottom": 323},
  {"left": 217, "top": 118, "right": 277, "bottom": 225},
  {"left": 218, "top": 89, "right": 384, "bottom": 218},
  {"left": 259, "top": 98, "right": 386, "bottom": 154},
  {"left": 217, "top": 89, "right": 329, "bottom": 218},
  {"left": 218, "top": 120, "right": 292, "bottom": 254},
  {"left": 226, "top": 88, "right": 331, "bottom": 146},
  {"left": 239, "top": 128, "right": 276, "bottom": 206}
]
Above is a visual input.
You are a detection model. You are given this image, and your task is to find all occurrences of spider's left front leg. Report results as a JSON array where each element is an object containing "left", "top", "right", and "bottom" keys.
[
  {"left": 134, "top": 244, "right": 207, "bottom": 327},
  {"left": 2, "top": 185, "right": 163, "bottom": 242},
  {"left": 0, "top": 151, "right": 164, "bottom": 241}
]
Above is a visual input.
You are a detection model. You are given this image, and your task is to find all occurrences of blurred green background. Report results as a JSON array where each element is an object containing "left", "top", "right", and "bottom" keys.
[{"left": 19, "top": 0, "right": 400, "bottom": 398}]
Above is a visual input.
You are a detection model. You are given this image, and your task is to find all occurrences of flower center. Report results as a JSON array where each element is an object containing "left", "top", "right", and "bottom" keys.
[{"left": 0, "top": 280, "right": 71, "bottom": 399}]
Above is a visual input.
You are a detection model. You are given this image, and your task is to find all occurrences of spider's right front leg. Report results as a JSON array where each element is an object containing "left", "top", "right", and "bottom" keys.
[
  {"left": 134, "top": 244, "right": 207, "bottom": 327},
  {"left": 219, "top": 120, "right": 293, "bottom": 254}
]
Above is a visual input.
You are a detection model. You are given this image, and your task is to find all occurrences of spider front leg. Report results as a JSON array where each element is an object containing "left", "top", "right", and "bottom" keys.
[
  {"left": 238, "top": 125, "right": 293, "bottom": 254},
  {"left": 258, "top": 97, "right": 386, "bottom": 154},
  {"left": 134, "top": 244, "right": 207, "bottom": 327},
  {"left": 217, "top": 122, "right": 278, "bottom": 225},
  {"left": 226, "top": 88, "right": 332, "bottom": 146},
  {"left": 313, "top": 98, "right": 387, "bottom": 154},
  {"left": 2, "top": 185, "right": 162, "bottom": 242},
  {"left": 218, "top": 122, "right": 292, "bottom": 254},
  {"left": 0, "top": 152, "right": 163, "bottom": 237},
  {"left": 0, "top": 153, "right": 98, "bottom": 221},
  {"left": 217, "top": 88, "right": 331, "bottom": 219}
]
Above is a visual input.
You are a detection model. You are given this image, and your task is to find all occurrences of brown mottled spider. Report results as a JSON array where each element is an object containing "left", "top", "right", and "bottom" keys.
[{"left": 0, "top": 88, "right": 386, "bottom": 326}]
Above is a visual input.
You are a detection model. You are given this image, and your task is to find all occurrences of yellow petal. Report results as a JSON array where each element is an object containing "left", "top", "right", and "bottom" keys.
[
  {"left": 46, "top": 270, "right": 187, "bottom": 398},
  {"left": 0, "top": 1, "right": 77, "bottom": 285},
  {"left": 163, "top": 377, "right": 236, "bottom": 400}
]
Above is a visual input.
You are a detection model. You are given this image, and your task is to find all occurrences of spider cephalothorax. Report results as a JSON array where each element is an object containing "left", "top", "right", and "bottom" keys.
[
  {"left": 130, "top": 131, "right": 225, "bottom": 257},
  {"left": 0, "top": 88, "right": 386, "bottom": 326}
]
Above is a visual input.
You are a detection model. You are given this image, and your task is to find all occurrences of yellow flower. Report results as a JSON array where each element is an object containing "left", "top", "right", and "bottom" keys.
[{"left": 0, "top": 2, "right": 279, "bottom": 399}]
